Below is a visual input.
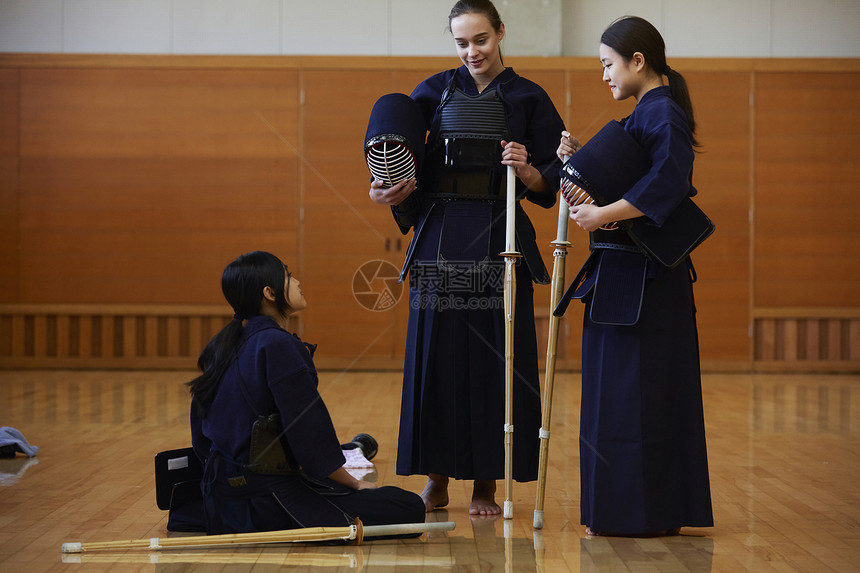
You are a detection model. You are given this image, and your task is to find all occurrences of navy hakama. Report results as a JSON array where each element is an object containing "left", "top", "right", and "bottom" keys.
[{"left": 580, "top": 258, "right": 713, "bottom": 532}]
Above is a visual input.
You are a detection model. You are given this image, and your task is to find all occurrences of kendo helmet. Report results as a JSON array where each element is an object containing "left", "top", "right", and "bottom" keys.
[{"left": 364, "top": 93, "right": 426, "bottom": 188}]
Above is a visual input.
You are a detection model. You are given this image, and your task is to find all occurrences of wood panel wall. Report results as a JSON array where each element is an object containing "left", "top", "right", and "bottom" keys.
[
  {"left": 0, "top": 54, "right": 858, "bottom": 372},
  {"left": 0, "top": 304, "right": 304, "bottom": 369}
]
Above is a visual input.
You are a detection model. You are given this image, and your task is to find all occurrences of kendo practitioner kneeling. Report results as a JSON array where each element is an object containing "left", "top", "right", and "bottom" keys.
[{"left": 188, "top": 251, "right": 425, "bottom": 535}]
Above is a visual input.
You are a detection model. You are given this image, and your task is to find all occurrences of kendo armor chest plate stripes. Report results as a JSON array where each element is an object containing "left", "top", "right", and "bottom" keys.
[
  {"left": 439, "top": 87, "right": 508, "bottom": 138},
  {"left": 424, "top": 87, "right": 511, "bottom": 200}
]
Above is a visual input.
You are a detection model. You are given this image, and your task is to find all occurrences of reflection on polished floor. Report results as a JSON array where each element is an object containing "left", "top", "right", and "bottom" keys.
[{"left": 1, "top": 369, "right": 859, "bottom": 572}]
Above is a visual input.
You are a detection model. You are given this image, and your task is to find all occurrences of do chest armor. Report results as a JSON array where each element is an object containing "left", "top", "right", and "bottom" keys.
[{"left": 424, "top": 87, "right": 510, "bottom": 200}]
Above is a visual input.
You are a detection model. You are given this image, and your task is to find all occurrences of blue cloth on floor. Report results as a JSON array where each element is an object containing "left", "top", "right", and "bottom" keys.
[{"left": 0, "top": 427, "right": 39, "bottom": 457}]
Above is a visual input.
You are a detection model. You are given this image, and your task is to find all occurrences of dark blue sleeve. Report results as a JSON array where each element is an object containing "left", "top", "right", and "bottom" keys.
[
  {"left": 504, "top": 77, "right": 565, "bottom": 209},
  {"left": 263, "top": 341, "right": 345, "bottom": 479},
  {"left": 622, "top": 100, "right": 695, "bottom": 226},
  {"left": 523, "top": 89, "right": 565, "bottom": 209},
  {"left": 410, "top": 70, "right": 452, "bottom": 130}
]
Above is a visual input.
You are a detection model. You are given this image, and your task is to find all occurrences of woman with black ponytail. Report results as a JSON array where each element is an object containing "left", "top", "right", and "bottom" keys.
[
  {"left": 557, "top": 17, "right": 714, "bottom": 537},
  {"left": 188, "top": 251, "right": 423, "bottom": 535}
]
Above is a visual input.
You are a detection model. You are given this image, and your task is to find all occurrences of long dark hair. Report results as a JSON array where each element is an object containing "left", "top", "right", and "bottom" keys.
[
  {"left": 448, "top": 0, "right": 505, "bottom": 64},
  {"left": 601, "top": 16, "right": 699, "bottom": 146},
  {"left": 187, "top": 251, "right": 291, "bottom": 415}
]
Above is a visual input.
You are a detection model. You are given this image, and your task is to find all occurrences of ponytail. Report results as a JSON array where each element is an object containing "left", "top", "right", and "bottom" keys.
[
  {"left": 663, "top": 65, "right": 699, "bottom": 147},
  {"left": 188, "top": 317, "right": 244, "bottom": 416},
  {"left": 186, "top": 251, "right": 290, "bottom": 416}
]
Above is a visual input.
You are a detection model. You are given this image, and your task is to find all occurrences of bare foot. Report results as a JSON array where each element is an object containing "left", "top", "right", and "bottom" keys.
[
  {"left": 420, "top": 474, "right": 449, "bottom": 512},
  {"left": 469, "top": 480, "right": 501, "bottom": 515}
]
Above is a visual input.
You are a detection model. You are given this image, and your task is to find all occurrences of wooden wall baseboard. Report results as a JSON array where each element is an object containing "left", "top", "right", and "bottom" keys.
[
  {"left": 0, "top": 303, "right": 235, "bottom": 369},
  {"left": 753, "top": 308, "right": 860, "bottom": 372},
  {"left": 5, "top": 303, "right": 857, "bottom": 373}
]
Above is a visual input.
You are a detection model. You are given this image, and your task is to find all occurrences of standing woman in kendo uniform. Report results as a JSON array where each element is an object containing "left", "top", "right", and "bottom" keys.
[
  {"left": 369, "top": 0, "right": 565, "bottom": 515},
  {"left": 557, "top": 16, "right": 714, "bottom": 536}
]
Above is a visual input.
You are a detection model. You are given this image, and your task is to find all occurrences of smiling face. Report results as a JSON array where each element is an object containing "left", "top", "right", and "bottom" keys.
[
  {"left": 599, "top": 43, "right": 641, "bottom": 101},
  {"left": 450, "top": 12, "right": 505, "bottom": 84}
]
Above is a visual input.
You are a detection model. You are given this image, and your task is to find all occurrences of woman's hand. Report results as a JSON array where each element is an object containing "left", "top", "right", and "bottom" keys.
[
  {"left": 369, "top": 177, "right": 417, "bottom": 206},
  {"left": 501, "top": 140, "right": 548, "bottom": 193},
  {"left": 329, "top": 466, "right": 378, "bottom": 490},
  {"left": 569, "top": 203, "right": 605, "bottom": 232},
  {"left": 570, "top": 199, "right": 645, "bottom": 232},
  {"left": 557, "top": 131, "right": 582, "bottom": 161}
]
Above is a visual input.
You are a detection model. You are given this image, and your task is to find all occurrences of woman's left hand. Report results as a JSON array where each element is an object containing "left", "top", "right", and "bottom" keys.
[
  {"left": 569, "top": 203, "right": 605, "bottom": 232},
  {"left": 570, "top": 198, "right": 644, "bottom": 232},
  {"left": 500, "top": 140, "right": 530, "bottom": 174},
  {"left": 501, "top": 140, "right": 547, "bottom": 193},
  {"left": 329, "top": 466, "right": 377, "bottom": 490}
]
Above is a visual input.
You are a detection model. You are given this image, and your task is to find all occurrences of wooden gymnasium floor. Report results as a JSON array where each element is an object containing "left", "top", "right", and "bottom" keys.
[{"left": 1, "top": 369, "right": 859, "bottom": 572}]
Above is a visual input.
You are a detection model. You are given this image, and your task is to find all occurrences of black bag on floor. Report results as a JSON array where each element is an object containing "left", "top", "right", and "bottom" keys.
[{"left": 154, "top": 447, "right": 206, "bottom": 532}]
